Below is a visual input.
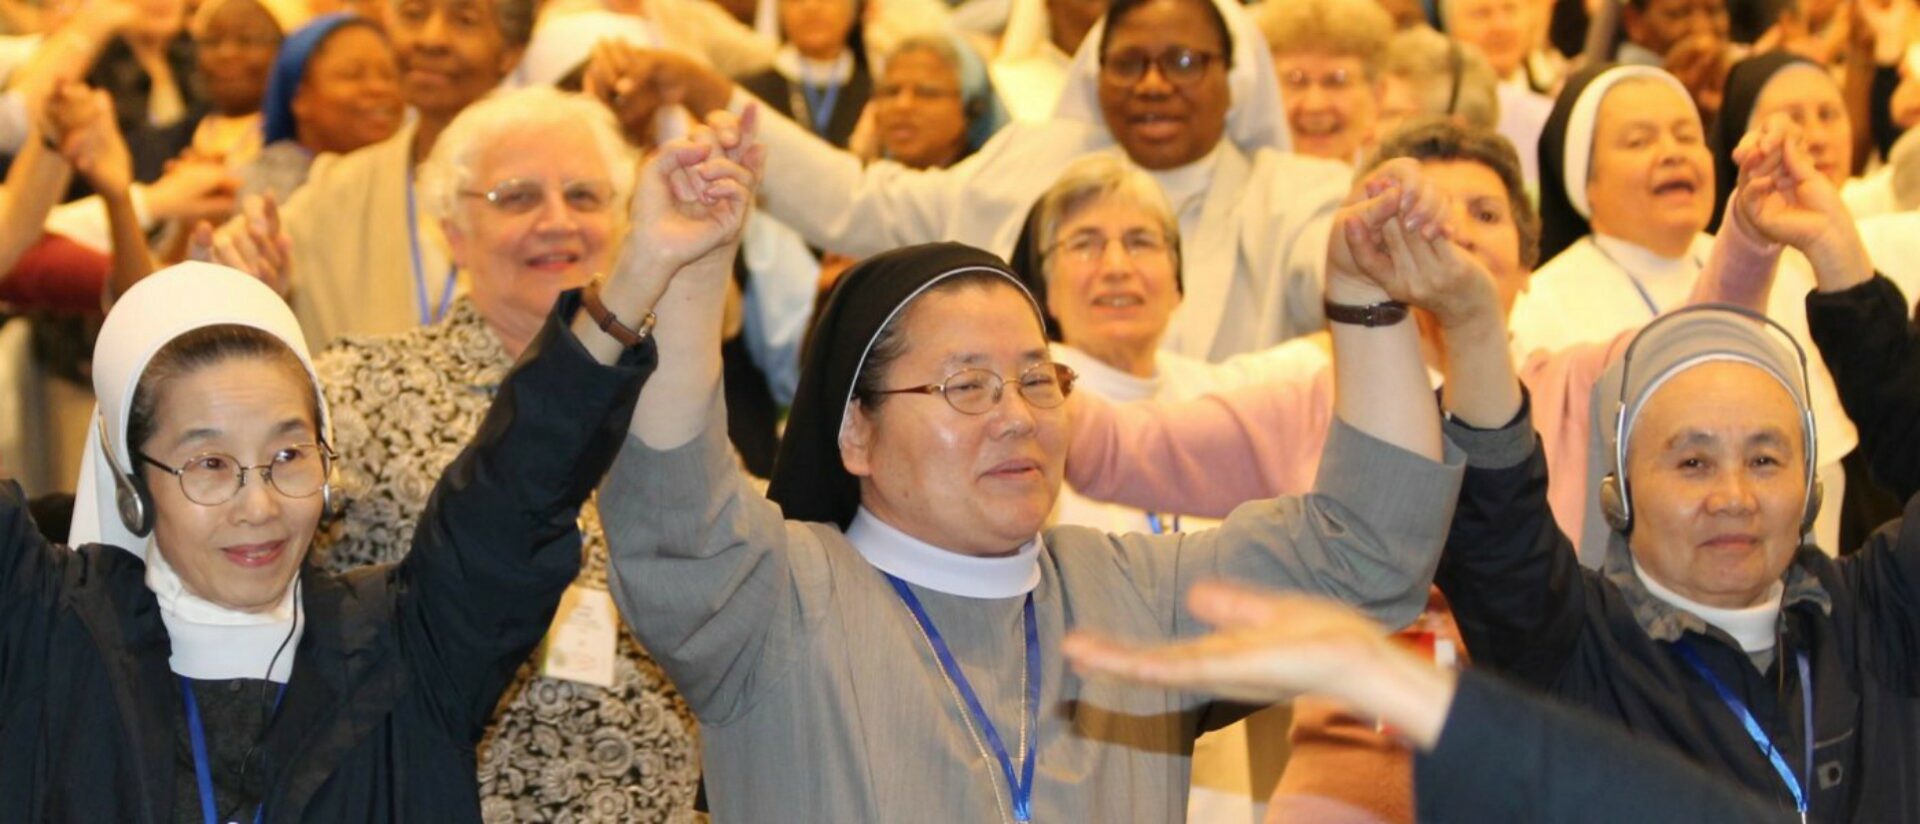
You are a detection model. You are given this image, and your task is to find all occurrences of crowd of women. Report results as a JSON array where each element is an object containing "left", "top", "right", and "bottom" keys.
[{"left": 1, "top": 0, "right": 1919, "bottom": 820}]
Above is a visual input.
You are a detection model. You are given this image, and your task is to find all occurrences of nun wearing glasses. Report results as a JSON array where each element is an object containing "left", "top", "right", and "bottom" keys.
[
  {"left": 598, "top": 110, "right": 1468, "bottom": 820},
  {"left": 0, "top": 119, "right": 755, "bottom": 821}
]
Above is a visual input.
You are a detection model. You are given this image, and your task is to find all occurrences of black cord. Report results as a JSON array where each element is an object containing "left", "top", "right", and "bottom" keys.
[
  {"left": 228, "top": 574, "right": 301, "bottom": 821},
  {"left": 1446, "top": 38, "right": 1464, "bottom": 117}
]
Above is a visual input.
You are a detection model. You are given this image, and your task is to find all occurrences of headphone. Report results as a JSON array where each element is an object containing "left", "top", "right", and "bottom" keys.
[
  {"left": 1597, "top": 304, "right": 1823, "bottom": 536},
  {"left": 98, "top": 414, "right": 343, "bottom": 538}
]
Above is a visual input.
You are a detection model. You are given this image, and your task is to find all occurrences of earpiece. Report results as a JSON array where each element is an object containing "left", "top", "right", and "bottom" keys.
[
  {"left": 1599, "top": 472, "right": 1632, "bottom": 534},
  {"left": 97, "top": 415, "right": 154, "bottom": 537}
]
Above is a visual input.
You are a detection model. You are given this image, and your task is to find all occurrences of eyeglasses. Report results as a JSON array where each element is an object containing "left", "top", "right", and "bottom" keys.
[
  {"left": 873, "top": 362, "right": 1077, "bottom": 415},
  {"left": 459, "top": 179, "right": 615, "bottom": 215},
  {"left": 138, "top": 443, "right": 336, "bottom": 507},
  {"left": 1100, "top": 48, "right": 1222, "bottom": 86},
  {"left": 1045, "top": 230, "right": 1170, "bottom": 265},
  {"left": 1279, "top": 68, "right": 1356, "bottom": 94}
]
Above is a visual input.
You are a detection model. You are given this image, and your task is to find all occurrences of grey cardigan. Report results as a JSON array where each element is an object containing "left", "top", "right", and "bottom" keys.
[{"left": 600, "top": 400, "right": 1464, "bottom": 822}]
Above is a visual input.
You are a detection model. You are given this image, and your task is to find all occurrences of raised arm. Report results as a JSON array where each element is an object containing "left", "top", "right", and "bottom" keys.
[
  {"left": 393, "top": 117, "right": 754, "bottom": 738},
  {"left": 596, "top": 110, "right": 836, "bottom": 722},
  {"left": 1117, "top": 163, "right": 1469, "bottom": 633},
  {"left": 585, "top": 43, "right": 966, "bottom": 256}
]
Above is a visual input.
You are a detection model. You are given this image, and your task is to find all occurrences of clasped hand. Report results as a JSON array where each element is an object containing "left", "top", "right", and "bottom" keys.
[{"left": 1326, "top": 159, "right": 1499, "bottom": 330}]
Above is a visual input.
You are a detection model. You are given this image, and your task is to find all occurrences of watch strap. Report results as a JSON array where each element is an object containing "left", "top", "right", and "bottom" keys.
[
  {"left": 1323, "top": 299, "right": 1410, "bottom": 327},
  {"left": 581, "top": 281, "right": 656, "bottom": 347}
]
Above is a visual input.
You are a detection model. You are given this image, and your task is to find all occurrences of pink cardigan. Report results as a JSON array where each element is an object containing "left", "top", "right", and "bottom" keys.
[{"left": 1066, "top": 219, "right": 1782, "bottom": 557}]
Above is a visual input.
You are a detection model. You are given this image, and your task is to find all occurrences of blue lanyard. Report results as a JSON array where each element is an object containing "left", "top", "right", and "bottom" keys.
[
  {"left": 1146, "top": 512, "right": 1180, "bottom": 535},
  {"left": 884, "top": 574, "right": 1039, "bottom": 823},
  {"left": 404, "top": 168, "right": 458, "bottom": 325},
  {"left": 180, "top": 676, "right": 288, "bottom": 824},
  {"left": 1671, "top": 639, "right": 1813, "bottom": 819},
  {"left": 797, "top": 63, "right": 843, "bottom": 137}
]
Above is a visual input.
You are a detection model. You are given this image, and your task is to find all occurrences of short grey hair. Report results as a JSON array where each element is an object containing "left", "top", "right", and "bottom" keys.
[
  {"left": 1034, "top": 154, "right": 1181, "bottom": 279},
  {"left": 417, "top": 87, "right": 638, "bottom": 229},
  {"left": 1381, "top": 27, "right": 1501, "bottom": 131}
]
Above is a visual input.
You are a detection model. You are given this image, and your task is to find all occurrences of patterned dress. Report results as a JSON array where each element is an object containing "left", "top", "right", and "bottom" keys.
[{"left": 313, "top": 298, "right": 700, "bottom": 823}]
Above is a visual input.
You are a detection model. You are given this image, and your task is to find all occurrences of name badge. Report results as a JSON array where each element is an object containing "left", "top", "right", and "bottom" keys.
[{"left": 538, "top": 584, "right": 619, "bottom": 689}]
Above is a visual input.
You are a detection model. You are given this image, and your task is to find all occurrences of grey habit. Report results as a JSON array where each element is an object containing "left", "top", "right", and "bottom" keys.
[{"left": 598, "top": 388, "right": 1464, "bottom": 822}]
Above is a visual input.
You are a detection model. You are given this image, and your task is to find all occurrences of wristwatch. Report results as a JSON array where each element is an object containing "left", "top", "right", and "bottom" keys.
[
  {"left": 581, "top": 281, "right": 656, "bottom": 347},
  {"left": 1324, "top": 299, "right": 1410, "bottom": 327}
]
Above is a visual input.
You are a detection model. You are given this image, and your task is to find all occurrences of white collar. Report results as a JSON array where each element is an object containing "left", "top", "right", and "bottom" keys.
[
  {"left": 774, "top": 45, "right": 855, "bottom": 86},
  {"left": 1146, "top": 144, "right": 1224, "bottom": 217},
  {"left": 1591, "top": 232, "right": 1706, "bottom": 279},
  {"left": 146, "top": 537, "right": 304, "bottom": 682},
  {"left": 1050, "top": 343, "right": 1159, "bottom": 402},
  {"left": 1634, "top": 562, "right": 1784, "bottom": 653},
  {"left": 846, "top": 508, "right": 1042, "bottom": 599}
]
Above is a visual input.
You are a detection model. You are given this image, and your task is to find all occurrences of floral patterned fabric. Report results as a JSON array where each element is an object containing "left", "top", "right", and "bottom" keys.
[{"left": 313, "top": 298, "right": 700, "bottom": 823}]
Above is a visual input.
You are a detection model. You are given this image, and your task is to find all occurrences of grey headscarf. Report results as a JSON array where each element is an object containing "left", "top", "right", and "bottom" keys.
[{"left": 1579, "top": 304, "right": 1817, "bottom": 566}]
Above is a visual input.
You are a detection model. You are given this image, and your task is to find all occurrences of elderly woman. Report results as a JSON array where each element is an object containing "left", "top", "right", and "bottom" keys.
[
  {"left": 865, "top": 33, "right": 1009, "bottom": 169},
  {"left": 598, "top": 108, "right": 1466, "bottom": 820},
  {"left": 209, "top": 0, "right": 536, "bottom": 350},
  {"left": 1507, "top": 63, "right": 1857, "bottom": 551},
  {"left": 268, "top": 87, "right": 697, "bottom": 823},
  {"left": 1256, "top": 0, "right": 1393, "bottom": 164},
  {"left": 0, "top": 108, "right": 754, "bottom": 817},
  {"left": 1437, "top": 228, "right": 1920, "bottom": 822},
  {"left": 240, "top": 13, "right": 404, "bottom": 202}
]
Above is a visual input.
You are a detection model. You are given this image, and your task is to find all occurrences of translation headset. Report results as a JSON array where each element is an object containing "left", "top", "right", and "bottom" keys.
[
  {"left": 1596, "top": 304, "right": 1823, "bottom": 536},
  {"left": 97, "top": 414, "right": 342, "bottom": 538}
]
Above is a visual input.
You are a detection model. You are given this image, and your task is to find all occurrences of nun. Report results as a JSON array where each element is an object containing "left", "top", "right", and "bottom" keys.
[
  {"left": 1433, "top": 303, "right": 1920, "bottom": 822},
  {"left": 241, "top": 13, "right": 405, "bottom": 202},
  {"left": 597, "top": 137, "right": 1469, "bottom": 820},
  {"left": 1505, "top": 62, "right": 1858, "bottom": 552},
  {"left": 0, "top": 126, "right": 749, "bottom": 820},
  {"left": 591, "top": 0, "right": 1353, "bottom": 361}
]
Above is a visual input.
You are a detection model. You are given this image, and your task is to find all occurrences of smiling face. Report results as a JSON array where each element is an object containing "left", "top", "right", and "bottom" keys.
[
  {"left": 1275, "top": 51, "right": 1379, "bottom": 162},
  {"left": 1625, "top": 361, "right": 1807, "bottom": 609},
  {"left": 1586, "top": 78, "right": 1713, "bottom": 257},
  {"left": 1449, "top": 0, "right": 1529, "bottom": 78},
  {"left": 445, "top": 127, "right": 617, "bottom": 336},
  {"left": 841, "top": 283, "right": 1066, "bottom": 557},
  {"left": 779, "top": 0, "right": 855, "bottom": 60},
  {"left": 1097, "top": 0, "right": 1232, "bottom": 170},
  {"left": 388, "top": 0, "right": 518, "bottom": 121},
  {"left": 874, "top": 48, "right": 969, "bottom": 170},
  {"left": 1750, "top": 65, "right": 1851, "bottom": 187},
  {"left": 142, "top": 357, "right": 323, "bottom": 613},
  {"left": 292, "top": 25, "right": 405, "bottom": 154},
  {"left": 197, "top": 0, "right": 282, "bottom": 116},
  {"left": 1045, "top": 197, "right": 1180, "bottom": 359}
]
